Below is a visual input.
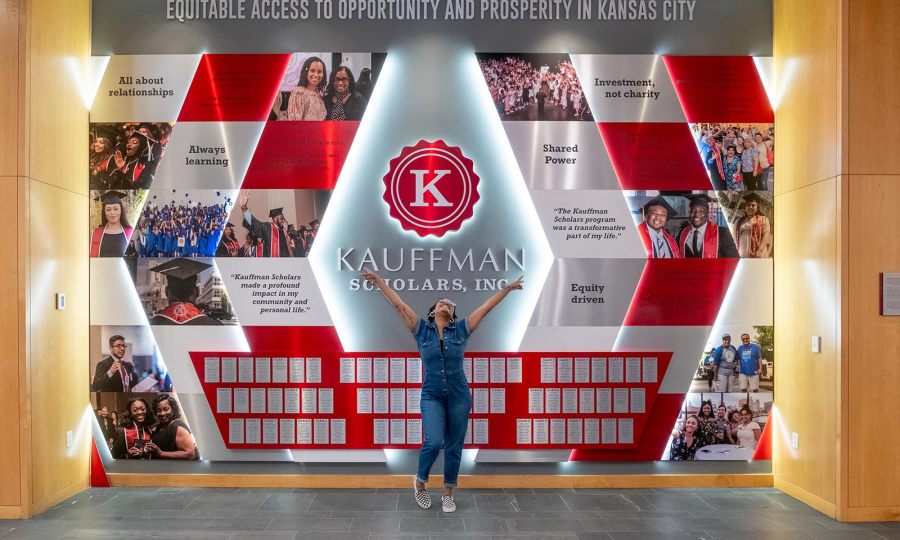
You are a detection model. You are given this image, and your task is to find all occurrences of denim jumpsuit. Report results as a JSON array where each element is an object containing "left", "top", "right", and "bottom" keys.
[{"left": 413, "top": 317, "right": 473, "bottom": 488}]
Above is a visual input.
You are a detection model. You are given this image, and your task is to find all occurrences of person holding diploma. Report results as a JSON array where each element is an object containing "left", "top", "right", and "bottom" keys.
[
  {"left": 111, "top": 397, "right": 155, "bottom": 460},
  {"left": 360, "top": 267, "right": 523, "bottom": 513}
]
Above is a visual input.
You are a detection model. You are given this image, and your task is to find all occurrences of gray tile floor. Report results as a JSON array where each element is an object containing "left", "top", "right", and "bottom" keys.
[{"left": 2, "top": 487, "right": 898, "bottom": 539}]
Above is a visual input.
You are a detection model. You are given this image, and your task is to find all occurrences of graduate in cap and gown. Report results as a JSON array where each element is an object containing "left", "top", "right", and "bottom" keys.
[
  {"left": 238, "top": 192, "right": 292, "bottom": 257},
  {"left": 678, "top": 194, "right": 739, "bottom": 258},
  {"left": 636, "top": 195, "right": 681, "bottom": 258},
  {"left": 91, "top": 191, "right": 134, "bottom": 257},
  {"left": 109, "top": 130, "right": 156, "bottom": 190},
  {"left": 215, "top": 222, "right": 242, "bottom": 257},
  {"left": 90, "top": 125, "right": 118, "bottom": 189},
  {"left": 148, "top": 258, "right": 223, "bottom": 325}
]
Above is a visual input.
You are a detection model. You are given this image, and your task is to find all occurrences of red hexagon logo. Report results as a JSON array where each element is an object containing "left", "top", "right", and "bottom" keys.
[{"left": 382, "top": 140, "right": 480, "bottom": 238}]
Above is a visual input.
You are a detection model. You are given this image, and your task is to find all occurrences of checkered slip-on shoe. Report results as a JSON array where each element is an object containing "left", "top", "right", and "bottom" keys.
[
  {"left": 413, "top": 477, "right": 431, "bottom": 509},
  {"left": 441, "top": 494, "right": 456, "bottom": 513}
]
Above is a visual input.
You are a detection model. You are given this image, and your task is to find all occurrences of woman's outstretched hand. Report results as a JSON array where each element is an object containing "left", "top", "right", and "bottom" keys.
[
  {"left": 505, "top": 275, "right": 524, "bottom": 291},
  {"left": 361, "top": 266, "right": 379, "bottom": 283}
]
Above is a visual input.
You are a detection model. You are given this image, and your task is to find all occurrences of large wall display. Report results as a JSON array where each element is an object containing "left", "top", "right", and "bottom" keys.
[{"left": 89, "top": 44, "right": 775, "bottom": 466}]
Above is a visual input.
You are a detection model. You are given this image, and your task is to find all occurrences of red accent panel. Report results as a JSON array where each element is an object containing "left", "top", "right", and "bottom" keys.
[
  {"left": 752, "top": 417, "right": 773, "bottom": 460},
  {"left": 90, "top": 439, "right": 111, "bottom": 488},
  {"left": 242, "top": 326, "right": 344, "bottom": 353},
  {"left": 663, "top": 56, "right": 774, "bottom": 123},
  {"left": 178, "top": 54, "right": 291, "bottom": 121},
  {"left": 568, "top": 392, "right": 684, "bottom": 462},
  {"left": 598, "top": 123, "right": 712, "bottom": 190},
  {"left": 189, "top": 351, "right": 672, "bottom": 451},
  {"left": 622, "top": 258, "right": 739, "bottom": 326},
  {"left": 242, "top": 121, "right": 359, "bottom": 189}
]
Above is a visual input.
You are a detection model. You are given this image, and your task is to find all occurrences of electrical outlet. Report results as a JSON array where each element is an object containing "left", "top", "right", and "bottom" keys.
[
  {"left": 791, "top": 432, "right": 799, "bottom": 449},
  {"left": 811, "top": 336, "right": 821, "bottom": 353},
  {"left": 66, "top": 430, "right": 73, "bottom": 448},
  {"left": 56, "top": 293, "right": 66, "bottom": 310}
]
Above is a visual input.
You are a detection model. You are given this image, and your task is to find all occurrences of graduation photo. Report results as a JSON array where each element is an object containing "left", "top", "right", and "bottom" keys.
[
  {"left": 130, "top": 189, "right": 234, "bottom": 258},
  {"left": 224, "top": 189, "right": 332, "bottom": 258},
  {"left": 135, "top": 257, "right": 237, "bottom": 325}
]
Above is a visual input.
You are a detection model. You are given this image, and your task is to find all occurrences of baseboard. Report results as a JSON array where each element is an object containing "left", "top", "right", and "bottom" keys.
[
  {"left": 774, "top": 477, "right": 836, "bottom": 517},
  {"left": 0, "top": 506, "right": 25, "bottom": 519},
  {"left": 838, "top": 506, "right": 900, "bottom": 522},
  {"left": 107, "top": 473, "right": 773, "bottom": 489},
  {"left": 29, "top": 480, "right": 89, "bottom": 517}
]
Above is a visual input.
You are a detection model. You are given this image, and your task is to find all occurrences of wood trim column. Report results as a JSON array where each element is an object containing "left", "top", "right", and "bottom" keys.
[{"left": 774, "top": 0, "right": 900, "bottom": 522}]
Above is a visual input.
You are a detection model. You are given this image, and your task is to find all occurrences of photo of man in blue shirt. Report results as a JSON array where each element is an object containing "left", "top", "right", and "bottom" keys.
[{"left": 737, "top": 333, "right": 763, "bottom": 392}]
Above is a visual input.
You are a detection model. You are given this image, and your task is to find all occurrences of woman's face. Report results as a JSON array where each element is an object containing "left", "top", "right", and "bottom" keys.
[
  {"left": 755, "top": 134, "right": 764, "bottom": 143},
  {"left": 701, "top": 403, "right": 712, "bottom": 416},
  {"left": 741, "top": 410, "right": 752, "bottom": 423},
  {"left": 224, "top": 226, "right": 233, "bottom": 237},
  {"left": 736, "top": 137, "right": 744, "bottom": 147},
  {"left": 130, "top": 401, "right": 147, "bottom": 424},
  {"left": 727, "top": 147, "right": 735, "bottom": 157},
  {"left": 685, "top": 417, "right": 699, "bottom": 433},
  {"left": 306, "top": 61, "right": 324, "bottom": 89},
  {"left": 125, "top": 136, "right": 141, "bottom": 157},
  {"left": 155, "top": 400, "right": 174, "bottom": 425},
  {"left": 93, "top": 138, "right": 110, "bottom": 153},
  {"left": 434, "top": 299, "right": 455, "bottom": 319},
  {"left": 745, "top": 201, "right": 759, "bottom": 216},
  {"left": 744, "top": 139, "right": 753, "bottom": 149},
  {"left": 333, "top": 69, "right": 350, "bottom": 93},
  {"left": 104, "top": 203, "right": 122, "bottom": 224},
  {"left": 730, "top": 411, "right": 740, "bottom": 423}
]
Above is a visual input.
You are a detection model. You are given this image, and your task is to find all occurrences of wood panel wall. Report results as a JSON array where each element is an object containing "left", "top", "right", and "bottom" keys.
[
  {"left": 843, "top": 0, "right": 900, "bottom": 516},
  {"left": 0, "top": 0, "right": 26, "bottom": 514},
  {"left": 771, "top": 0, "right": 843, "bottom": 517},
  {"left": 774, "top": 0, "right": 900, "bottom": 522},
  {"left": 0, "top": 0, "right": 91, "bottom": 519}
]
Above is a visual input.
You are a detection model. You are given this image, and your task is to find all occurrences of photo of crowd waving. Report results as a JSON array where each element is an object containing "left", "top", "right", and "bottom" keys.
[
  {"left": 136, "top": 257, "right": 237, "bottom": 325},
  {"left": 667, "top": 392, "right": 772, "bottom": 461},
  {"left": 691, "top": 326, "right": 774, "bottom": 394},
  {"left": 129, "top": 190, "right": 233, "bottom": 258},
  {"left": 270, "top": 52, "right": 384, "bottom": 121},
  {"left": 93, "top": 392, "right": 199, "bottom": 460},
  {"left": 717, "top": 190, "right": 774, "bottom": 258},
  {"left": 89, "top": 122, "right": 173, "bottom": 191},
  {"left": 222, "top": 189, "right": 331, "bottom": 257},
  {"left": 90, "top": 325, "right": 173, "bottom": 394},
  {"left": 477, "top": 53, "right": 592, "bottom": 121},
  {"left": 626, "top": 191, "right": 740, "bottom": 258},
  {"left": 693, "top": 122, "right": 774, "bottom": 192},
  {"left": 90, "top": 190, "right": 147, "bottom": 257}
]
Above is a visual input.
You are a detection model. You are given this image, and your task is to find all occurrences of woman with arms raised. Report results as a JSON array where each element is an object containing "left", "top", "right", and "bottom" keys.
[{"left": 361, "top": 267, "right": 522, "bottom": 513}]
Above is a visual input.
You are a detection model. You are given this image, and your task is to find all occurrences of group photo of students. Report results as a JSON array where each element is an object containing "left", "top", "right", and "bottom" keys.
[
  {"left": 89, "top": 122, "right": 172, "bottom": 191},
  {"left": 668, "top": 392, "right": 772, "bottom": 461},
  {"left": 129, "top": 190, "right": 233, "bottom": 258},
  {"left": 477, "top": 53, "right": 592, "bottom": 121}
]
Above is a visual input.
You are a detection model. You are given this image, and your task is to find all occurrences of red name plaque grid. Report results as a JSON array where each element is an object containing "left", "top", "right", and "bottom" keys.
[{"left": 189, "top": 351, "right": 672, "bottom": 451}]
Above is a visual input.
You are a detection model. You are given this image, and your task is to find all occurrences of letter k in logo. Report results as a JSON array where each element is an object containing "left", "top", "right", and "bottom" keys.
[{"left": 409, "top": 169, "right": 453, "bottom": 207}]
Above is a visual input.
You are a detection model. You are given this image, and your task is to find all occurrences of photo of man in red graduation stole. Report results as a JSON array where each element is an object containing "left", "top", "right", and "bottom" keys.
[
  {"left": 677, "top": 194, "right": 739, "bottom": 258},
  {"left": 238, "top": 192, "right": 293, "bottom": 257},
  {"left": 636, "top": 195, "right": 681, "bottom": 259},
  {"left": 147, "top": 258, "right": 223, "bottom": 325}
]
